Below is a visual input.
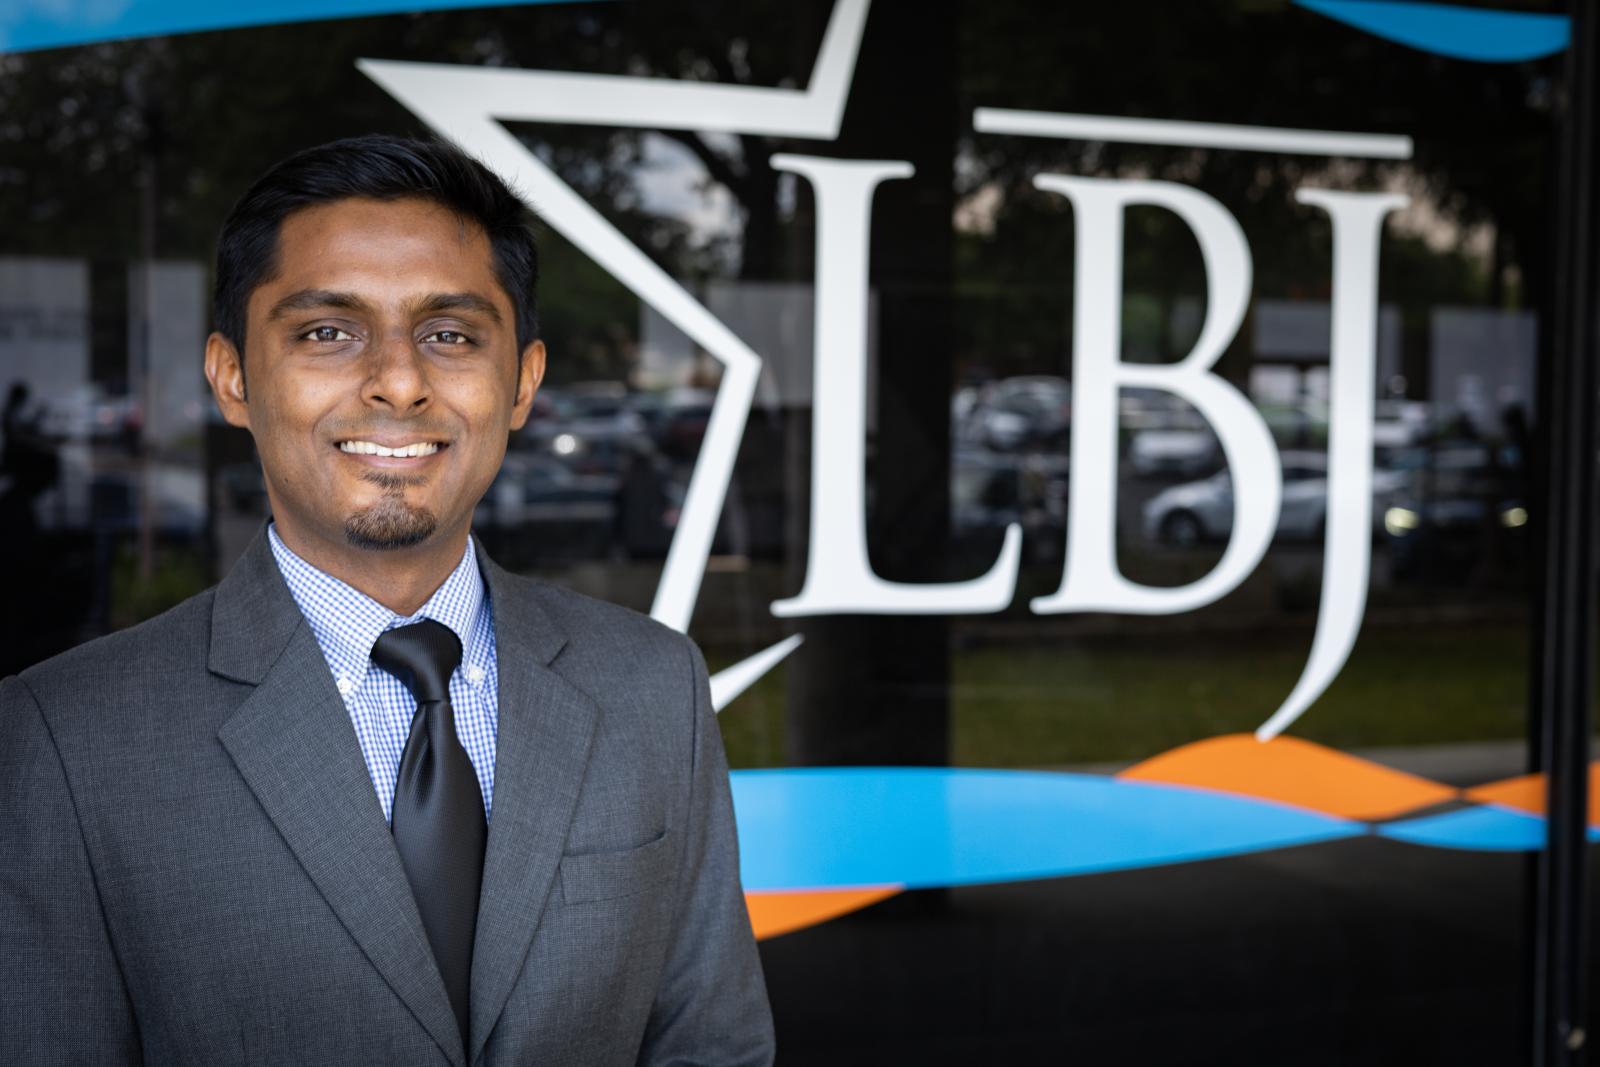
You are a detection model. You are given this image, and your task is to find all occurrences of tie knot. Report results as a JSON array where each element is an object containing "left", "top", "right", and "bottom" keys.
[{"left": 370, "top": 618, "right": 461, "bottom": 703}]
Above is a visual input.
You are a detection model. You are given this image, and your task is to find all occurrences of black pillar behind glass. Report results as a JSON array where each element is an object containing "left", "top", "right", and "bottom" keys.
[
  {"left": 786, "top": 0, "right": 959, "bottom": 768},
  {"left": 1533, "top": 1, "right": 1598, "bottom": 1062}
]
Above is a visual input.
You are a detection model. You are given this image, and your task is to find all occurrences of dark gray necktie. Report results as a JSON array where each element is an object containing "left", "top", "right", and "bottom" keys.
[{"left": 370, "top": 618, "right": 485, "bottom": 1049}]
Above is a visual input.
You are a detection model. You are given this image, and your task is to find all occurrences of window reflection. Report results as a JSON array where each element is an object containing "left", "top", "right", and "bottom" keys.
[{"left": 0, "top": 0, "right": 1571, "bottom": 1060}]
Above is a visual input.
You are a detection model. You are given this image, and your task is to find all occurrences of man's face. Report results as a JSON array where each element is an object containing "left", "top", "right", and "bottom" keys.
[{"left": 206, "top": 196, "right": 542, "bottom": 558}]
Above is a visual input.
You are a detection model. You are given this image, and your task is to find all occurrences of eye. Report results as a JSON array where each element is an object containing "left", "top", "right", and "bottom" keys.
[
  {"left": 423, "top": 329, "right": 472, "bottom": 346},
  {"left": 302, "top": 325, "right": 356, "bottom": 343}
]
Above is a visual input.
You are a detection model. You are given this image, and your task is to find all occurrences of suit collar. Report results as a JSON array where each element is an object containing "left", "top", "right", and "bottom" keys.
[
  {"left": 474, "top": 540, "right": 566, "bottom": 666},
  {"left": 209, "top": 524, "right": 306, "bottom": 685}
]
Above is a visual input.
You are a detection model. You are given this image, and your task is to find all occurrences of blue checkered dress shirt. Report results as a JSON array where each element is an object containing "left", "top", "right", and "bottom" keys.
[{"left": 267, "top": 523, "right": 499, "bottom": 823}]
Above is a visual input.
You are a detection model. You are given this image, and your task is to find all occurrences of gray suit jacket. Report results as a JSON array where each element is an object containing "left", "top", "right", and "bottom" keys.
[{"left": 0, "top": 529, "right": 774, "bottom": 1065}]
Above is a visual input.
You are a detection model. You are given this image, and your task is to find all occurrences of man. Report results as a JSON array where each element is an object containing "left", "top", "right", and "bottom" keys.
[{"left": 0, "top": 135, "right": 775, "bottom": 1065}]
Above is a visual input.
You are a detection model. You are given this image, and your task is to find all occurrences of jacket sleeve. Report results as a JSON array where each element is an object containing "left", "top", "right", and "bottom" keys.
[
  {"left": 635, "top": 638, "right": 776, "bottom": 1066},
  {"left": 0, "top": 675, "right": 142, "bottom": 1065}
]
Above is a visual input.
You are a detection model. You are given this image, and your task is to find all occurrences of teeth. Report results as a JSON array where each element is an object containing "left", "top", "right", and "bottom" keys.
[{"left": 339, "top": 441, "right": 439, "bottom": 457}]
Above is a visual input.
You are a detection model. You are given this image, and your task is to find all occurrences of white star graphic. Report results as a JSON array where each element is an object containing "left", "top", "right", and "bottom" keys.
[{"left": 360, "top": 0, "right": 873, "bottom": 708}]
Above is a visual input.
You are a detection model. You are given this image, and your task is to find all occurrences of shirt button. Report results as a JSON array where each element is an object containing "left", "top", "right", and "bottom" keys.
[
  {"left": 336, "top": 677, "right": 355, "bottom": 696},
  {"left": 466, "top": 665, "right": 487, "bottom": 686}
]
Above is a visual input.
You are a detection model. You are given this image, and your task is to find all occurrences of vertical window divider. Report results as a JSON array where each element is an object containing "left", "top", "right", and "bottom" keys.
[{"left": 1535, "top": 2, "right": 1599, "bottom": 1062}]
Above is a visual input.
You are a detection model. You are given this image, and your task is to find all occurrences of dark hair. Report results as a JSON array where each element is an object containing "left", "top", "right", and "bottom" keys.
[{"left": 212, "top": 134, "right": 539, "bottom": 357}]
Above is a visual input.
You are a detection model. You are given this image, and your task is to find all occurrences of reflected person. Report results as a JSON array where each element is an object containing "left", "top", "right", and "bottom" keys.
[
  {"left": 0, "top": 135, "right": 773, "bottom": 1065},
  {"left": 1, "top": 381, "right": 30, "bottom": 473}
]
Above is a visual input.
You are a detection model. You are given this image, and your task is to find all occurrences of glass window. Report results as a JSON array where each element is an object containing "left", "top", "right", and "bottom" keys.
[{"left": 0, "top": 1, "right": 1579, "bottom": 1061}]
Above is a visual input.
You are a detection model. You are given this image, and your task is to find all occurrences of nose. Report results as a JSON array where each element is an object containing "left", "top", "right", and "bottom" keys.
[{"left": 363, "top": 334, "right": 430, "bottom": 413}]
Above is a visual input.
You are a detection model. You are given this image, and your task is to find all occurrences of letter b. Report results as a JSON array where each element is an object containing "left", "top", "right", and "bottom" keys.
[{"left": 1031, "top": 176, "right": 1281, "bottom": 615}]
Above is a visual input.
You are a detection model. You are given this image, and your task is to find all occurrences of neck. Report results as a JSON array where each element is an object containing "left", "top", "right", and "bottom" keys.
[{"left": 272, "top": 519, "right": 469, "bottom": 617}]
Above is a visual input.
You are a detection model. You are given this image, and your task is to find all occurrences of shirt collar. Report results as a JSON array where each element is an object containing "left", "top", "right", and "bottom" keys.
[{"left": 266, "top": 523, "right": 487, "bottom": 686}]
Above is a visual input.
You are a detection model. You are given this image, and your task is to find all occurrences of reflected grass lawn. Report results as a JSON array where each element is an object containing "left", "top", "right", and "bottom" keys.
[
  {"left": 948, "top": 622, "right": 1529, "bottom": 767},
  {"left": 708, "top": 650, "right": 790, "bottom": 770},
  {"left": 712, "top": 622, "right": 1530, "bottom": 770}
]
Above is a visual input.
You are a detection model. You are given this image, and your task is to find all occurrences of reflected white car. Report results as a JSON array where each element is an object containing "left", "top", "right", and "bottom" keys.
[
  {"left": 957, "top": 376, "right": 1071, "bottom": 452},
  {"left": 1129, "top": 429, "right": 1218, "bottom": 479},
  {"left": 1141, "top": 450, "right": 1404, "bottom": 546}
]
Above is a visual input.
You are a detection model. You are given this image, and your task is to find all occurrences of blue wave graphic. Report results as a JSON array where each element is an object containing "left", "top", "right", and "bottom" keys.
[
  {"left": 730, "top": 767, "right": 1362, "bottom": 892},
  {"left": 1294, "top": 0, "right": 1569, "bottom": 62},
  {"left": 732, "top": 766, "right": 1600, "bottom": 896},
  {"left": 1379, "top": 804, "right": 1600, "bottom": 851},
  {"left": 0, "top": 0, "right": 579, "bottom": 55},
  {"left": 7, "top": 1, "right": 1567, "bottom": 62},
  {"left": 1378, "top": 804, "right": 1549, "bottom": 850}
]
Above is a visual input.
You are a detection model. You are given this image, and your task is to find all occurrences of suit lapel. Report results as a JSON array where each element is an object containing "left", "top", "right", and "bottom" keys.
[
  {"left": 211, "top": 529, "right": 466, "bottom": 1067},
  {"left": 468, "top": 551, "right": 599, "bottom": 1065}
]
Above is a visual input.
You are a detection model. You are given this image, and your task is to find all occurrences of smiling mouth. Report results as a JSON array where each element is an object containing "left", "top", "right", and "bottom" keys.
[{"left": 337, "top": 440, "right": 445, "bottom": 458}]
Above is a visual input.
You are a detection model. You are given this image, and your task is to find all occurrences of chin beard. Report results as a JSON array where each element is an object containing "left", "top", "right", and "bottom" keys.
[{"left": 345, "top": 474, "right": 438, "bottom": 550}]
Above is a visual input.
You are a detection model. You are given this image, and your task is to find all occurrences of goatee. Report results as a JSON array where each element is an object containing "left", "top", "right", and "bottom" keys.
[{"left": 345, "top": 472, "right": 438, "bottom": 550}]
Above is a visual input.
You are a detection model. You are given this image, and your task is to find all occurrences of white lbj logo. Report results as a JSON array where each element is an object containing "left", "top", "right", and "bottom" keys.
[
  {"left": 361, "top": 0, "right": 1410, "bottom": 737},
  {"left": 768, "top": 156, "right": 1405, "bottom": 739}
]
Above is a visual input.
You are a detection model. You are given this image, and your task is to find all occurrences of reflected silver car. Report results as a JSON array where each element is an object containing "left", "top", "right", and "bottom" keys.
[{"left": 1141, "top": 450, "right": 1404, "bottom": 546}]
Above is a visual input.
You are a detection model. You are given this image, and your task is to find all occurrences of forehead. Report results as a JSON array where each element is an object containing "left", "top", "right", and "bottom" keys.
[{"left": 255, "top": 196, "right": 503, "bottom": 309}]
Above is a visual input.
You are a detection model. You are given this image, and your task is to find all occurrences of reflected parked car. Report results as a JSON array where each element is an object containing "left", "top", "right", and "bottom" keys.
[
  {"left": 1259, "top": 402, "right": 1329, "bottom": 449},
  {"left": 1141, "top": 450, "right": 1407, "bottom": 547},
  {"left": 1119, "top": 387, "right": 1205, "bottom": 433},
  {"left": 958, "top": 376, "right": 1071, "bottom": 453},
  {"left": 39, "top": 463, "right": 207, "bottom": 541},
  {"left": 478, "top": 446, "right": 690, "bottom": 564},
  {"left": 651, "top": 387, "right": 716, "bottom": 462},
  {"left": 1382, "top": 443, "right": 1528, "bottom": 583},
  {"left": 477, "top": 454, "right": 618, "bottom": 528},
  {"left": 1129, "top": 428, "right": 1219, "bottom": 479},
  {"left": 1373, "top": 399, "right": 1430, "bottom": 454},
  {"left": 518, "top": 384, "right": 654, "bottom": 477}
]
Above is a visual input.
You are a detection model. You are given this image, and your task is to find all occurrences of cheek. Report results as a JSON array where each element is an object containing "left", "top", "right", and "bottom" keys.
[
  {"left": 450, "top": 446, "right": 510, "bottom": 506},
  {"left": 447, "top": 382, "right": 515, "bottom": 465},
  {"left": 455, "top": 436, "right": 508, "bottom": 489},
  {"left": 250, "top": 381, "right": 343, "bottom": 469}
]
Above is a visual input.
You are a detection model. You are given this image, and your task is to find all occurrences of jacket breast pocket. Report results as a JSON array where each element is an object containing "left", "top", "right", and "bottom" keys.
[{"left": 558, "top": 830, "right": 675, "bottom": 904}]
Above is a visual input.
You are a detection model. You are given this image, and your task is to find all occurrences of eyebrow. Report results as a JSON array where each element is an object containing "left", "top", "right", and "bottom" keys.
[
  {"left": 267, "top": 288, "right": 372, "bottom": 320},
  {"left": 414, "top": 291, "right": 503, "bottom": 325},
  {"left": 266, "top": 289, "right": 505, "bottom": 326}
]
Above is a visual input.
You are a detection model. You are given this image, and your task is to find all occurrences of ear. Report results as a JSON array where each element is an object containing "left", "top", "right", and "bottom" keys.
[
  {"left": 508, "top": 339, "right": 546, "bottom": 431},
  {"left": 204, "top": 332, "right": 252, "bottom": 430}
]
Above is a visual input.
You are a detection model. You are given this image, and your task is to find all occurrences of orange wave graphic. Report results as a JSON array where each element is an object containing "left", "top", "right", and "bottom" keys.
[
  {"left": 1465, "top": 763, "right": 1600, "bottom": 827},
  {"left": 1119, "top": 733, "right": 1457, "bottom": 820},
  {"left": 745, "top": 887, "right": 902, "bottom": 940}
]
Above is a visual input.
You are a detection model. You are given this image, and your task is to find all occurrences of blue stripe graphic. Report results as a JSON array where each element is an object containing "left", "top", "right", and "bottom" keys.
[
  {"left": 1378, "top": 804, "right": 1600, "bottom": 851},
  {"left": 1294, "top": 0, "right": 1570, "bottom": 62},
  {"left": 3, "top": 1, "right": 1569, "bottom": 62},
  {"left": 1377, "top": 804, "right": 1551, "bottom": 850},
  {"left": 730, "top": 767, "right": 1362, "bottom": 892},
  {"left": 731, "top": 767, "right": 1600, "bottom": 895},
  {"left": 0, "top": 0, "right": 579, "bottom": 55}
]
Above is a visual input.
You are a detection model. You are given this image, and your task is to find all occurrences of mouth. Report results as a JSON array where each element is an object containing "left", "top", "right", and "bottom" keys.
[
  {"left": 335, "top": 438, "right": 449, "bottom": 466},
  {"left": 338, "top": 439, "right": 444, "bottom": 457}
]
